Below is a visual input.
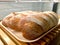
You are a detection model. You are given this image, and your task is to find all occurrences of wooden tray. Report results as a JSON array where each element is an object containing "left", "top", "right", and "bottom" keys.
[{"left": 0, "top": 19, "right": 60, "bottom": 43}]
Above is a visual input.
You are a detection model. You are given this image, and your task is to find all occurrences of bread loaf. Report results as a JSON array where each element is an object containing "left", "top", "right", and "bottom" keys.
[
  {"left": 2, "top": 11, "right": 58, "bottom": 40},
  {"left": 43, "top": 11, "right": 58, "bottom": 26}
]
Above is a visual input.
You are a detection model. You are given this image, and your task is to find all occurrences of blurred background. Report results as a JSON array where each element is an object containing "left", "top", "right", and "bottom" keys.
[
  {"left": 0, "top": 0, "right": 59, "bottom": 2},
  {"left": 0, "top": 1, "right": 60, "bottom": 45},
  {"left": 0, "top": 2, "right": 60, "bottom": 20}
]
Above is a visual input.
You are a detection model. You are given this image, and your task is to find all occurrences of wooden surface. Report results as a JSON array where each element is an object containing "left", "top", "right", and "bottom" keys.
[
  {"left": 49, "top": 34, "right": 60, "bottom": 45},
  {"left": 0, "top": 15, "right": 60, "bottom": 45},
  {"left": 0, "top": 39, "right": 4, "bottom": 45},
  {"left": 0, "top": 29, "right": 16, "bottom": 45}
]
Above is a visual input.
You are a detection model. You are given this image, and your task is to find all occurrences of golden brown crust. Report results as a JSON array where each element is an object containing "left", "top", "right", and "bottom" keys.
[
  {"left": 22, "top": 21, "right": 43, "bottom": 40},
  {"left": 2, "top": 11, "right": 58, "bottom": 40},
  {"left": 33, "top": 15, "right": 50, "bottom": 32}
]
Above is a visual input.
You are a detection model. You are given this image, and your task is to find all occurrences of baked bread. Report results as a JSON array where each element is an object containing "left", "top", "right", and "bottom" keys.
[
  {"left": 43, "top": 11, "right": 58, "bottom": 26},
  {"left": 2, "top": 11, "right": 58, "bottom": 40}
]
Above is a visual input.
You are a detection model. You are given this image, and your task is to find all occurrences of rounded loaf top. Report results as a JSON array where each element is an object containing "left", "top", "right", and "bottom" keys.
[{"left": 2, "top": 11, "right": 58, "bottom": 40}]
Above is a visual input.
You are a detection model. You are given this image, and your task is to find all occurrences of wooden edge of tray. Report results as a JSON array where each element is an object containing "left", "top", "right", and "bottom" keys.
[
  {"left": 0, "top": 21, "right": 59, "bottom": 43},
  {"left": 0, "top": 23, "right": 28, "bottom": 45},
  {"left": 0, "top": 15, "right": 60, "bottom": 43}
]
